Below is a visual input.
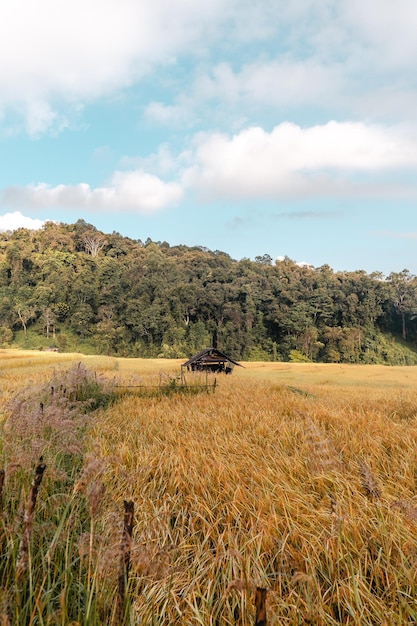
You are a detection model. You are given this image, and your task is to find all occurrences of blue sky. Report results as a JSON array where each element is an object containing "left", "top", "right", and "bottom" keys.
[{"left": 1, "top": 0, "right": 417, "bottom": 275}]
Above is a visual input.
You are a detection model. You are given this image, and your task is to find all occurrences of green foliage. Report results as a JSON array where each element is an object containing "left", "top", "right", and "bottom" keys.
[
  {"left": 1, "top": 221, "right": 417, "bottom": 364},
  {"left": 364, "top": 331, "right": 417, "bottom": 365},
  {"left": 0, "top": 325, "right": 12, "bottom": 346},
  {"left": 246, "top": 345, "right": 273, "bottom": 361},
  {"left": 288, "top": 349, "right": 311, "bottom": 362}
]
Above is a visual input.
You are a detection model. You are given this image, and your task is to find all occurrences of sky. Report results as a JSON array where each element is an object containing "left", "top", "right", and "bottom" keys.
[{"left": 0, "top": 0, "right": 417, "bottom": 275}]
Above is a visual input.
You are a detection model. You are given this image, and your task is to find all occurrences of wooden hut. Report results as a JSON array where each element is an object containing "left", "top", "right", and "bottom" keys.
[{"left": 182, "top": 347, "right": 242, "bottom": 374}]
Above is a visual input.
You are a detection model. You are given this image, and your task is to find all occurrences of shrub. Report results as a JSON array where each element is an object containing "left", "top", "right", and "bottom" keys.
[
  {"left": 288, "top": 349, "right": 311, "bottom": 362},
  {"left": 0, "top": 325, "right": 13, "bottom": 347}
]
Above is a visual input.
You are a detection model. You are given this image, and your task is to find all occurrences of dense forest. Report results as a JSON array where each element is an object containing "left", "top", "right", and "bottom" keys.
[{"left": 0, "top": 219, "right": 417, "bottom": 364}]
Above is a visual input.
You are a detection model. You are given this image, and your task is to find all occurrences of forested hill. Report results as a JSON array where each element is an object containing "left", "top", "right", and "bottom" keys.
[{"left": 0, "top": 219, "right": 417, "bottom": 364}]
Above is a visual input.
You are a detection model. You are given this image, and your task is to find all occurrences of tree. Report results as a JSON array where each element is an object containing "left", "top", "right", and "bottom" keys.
[
  {"left": 16, "top": 306, "right": 36, "bottom": 336},
  {"left": 254, "top": 254, "right": 273, "bottom": 266},
  {"left": 387, "top": 270, "right": 417, "bottom": 340},
  {"left": 70, "top": 303, "right": 94, "bottom": 337},
  {"left": 40, "top": 307, "right": 56, "bottom": 339},
  {"left": 2, "top": 219, "right": 417, "bottom": 362},
  {"left": 82, "top": 231, "right": 106, "bottom": 257},
  {"left": 296, "top": 326, "right": 324, "bottom": 361}
]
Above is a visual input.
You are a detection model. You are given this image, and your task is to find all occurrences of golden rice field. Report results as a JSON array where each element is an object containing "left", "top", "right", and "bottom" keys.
[{"left": 1, "top": 349, "right": 417, "bottom": 624}]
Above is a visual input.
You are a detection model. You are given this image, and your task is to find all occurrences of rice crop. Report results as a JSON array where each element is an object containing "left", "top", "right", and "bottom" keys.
[{"left": 1, "top": 351, "right": 417, "bottom": 624}]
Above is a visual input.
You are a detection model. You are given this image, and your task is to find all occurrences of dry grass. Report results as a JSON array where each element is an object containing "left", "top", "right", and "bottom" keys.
[{"left": 2, "top": 351, "right": 417, "bottom": 623}]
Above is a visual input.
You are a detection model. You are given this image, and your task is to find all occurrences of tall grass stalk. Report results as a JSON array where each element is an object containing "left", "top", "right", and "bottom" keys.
[
  {"left": 16, "top": 458, "right": 46, "bottom": 581},
  {"left": 115, "top": 500, "right": 135, "bottom": 625}
]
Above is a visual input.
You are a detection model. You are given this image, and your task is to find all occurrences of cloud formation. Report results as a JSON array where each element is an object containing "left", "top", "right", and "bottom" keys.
[
  {"left": 138, "top": 0, "right": 417, "bottom": 131},
  {"left": 183, "top": 122, "right": 417, "bottom": 199},
  {"left": 2, "top": 171, "right": 183, "bottom": 213},
  {"left": 375, "top": 230, "right": 417, "bottom": 240},
  {"left": 2, "top": 0, "right": 417, "bottom": 135},
  {"left": 194, "top": 60, "right": 344, "bottom": 111},
  {"left": 4, "top": 119, "right": 417, "bottom": 212},
  {"left": 1, "top": 0, "right": 281, "bottom": 135},
  {"left": 0, "top": 0, "right": 228, "bottom": 134},
  {"left": 272, "top": 211, "right": 341, "bottom": 220},
  {"left": 0, "top": 211, "right": 44, "bottom": 231}
]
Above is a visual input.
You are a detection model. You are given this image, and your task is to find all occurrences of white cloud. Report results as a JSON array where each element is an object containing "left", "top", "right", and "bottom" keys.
[
  {"left": 2, "top": 170, "right": 183, "bottom": 213},
  {"left": 2, "top": 0, "right": 417, "bottom": 134},
  {"left": 4, "top": 120, "right": 417, "bottom": 212},
  {"left": 194, "top": 60, "right": 344, "bottom": 111},
  {"left": 183, "top": 121, "right": 417, "bottom": 199},
  {"left": 142, "top": 1, "right": 417, "bottom": 129},
  {"left": 342, "top": 0, "right": 417, "bottom": 70},
  {"left": 0, "top": 0, "right": 238, "bottom": 132},
  {"left": 375, "top": 231, "right": 417, "bottom": 240},
  {"left": 0, "top": 211, "right": 44, "bottom": 231},
  {"left": 24, "top": 100, "right": 66, "bottom": 137},
  {"left": 120, "top": 145, "right": 178, "bottom": 176},
  {"left": 144, "top": 102, "right": 191, "bottom": 126}
]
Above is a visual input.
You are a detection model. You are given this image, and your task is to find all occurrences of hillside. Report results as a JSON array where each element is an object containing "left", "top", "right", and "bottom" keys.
[{"left": 0, "top": 219, "right": 417, "bottom": 364}]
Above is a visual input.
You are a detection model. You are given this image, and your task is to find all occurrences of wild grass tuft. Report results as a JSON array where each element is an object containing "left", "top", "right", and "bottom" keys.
[{"left": 0, "top": 362, "right": 118, "bottom": 624}]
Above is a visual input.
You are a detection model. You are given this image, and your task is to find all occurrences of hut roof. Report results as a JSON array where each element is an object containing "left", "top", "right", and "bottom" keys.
[{"left": 182, "top": 347, "right": 242, "bottom": 368}]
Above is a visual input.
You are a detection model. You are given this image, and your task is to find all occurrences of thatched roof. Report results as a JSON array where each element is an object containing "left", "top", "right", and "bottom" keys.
[{"left": 182, "top": 347, "right": 242, "bottom": 368}]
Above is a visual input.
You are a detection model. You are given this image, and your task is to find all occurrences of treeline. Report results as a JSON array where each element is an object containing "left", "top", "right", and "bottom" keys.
[{"left": 0, "top": 219, "right": 417, "bottom": 363}]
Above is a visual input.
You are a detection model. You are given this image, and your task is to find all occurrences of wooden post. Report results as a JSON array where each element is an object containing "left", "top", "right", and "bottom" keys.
[
  {"left": 254, "top": 587, "right": 267, "bottom": 626},
  {"left": 0, "top": 468, "right": 4, "bottom": 514}
]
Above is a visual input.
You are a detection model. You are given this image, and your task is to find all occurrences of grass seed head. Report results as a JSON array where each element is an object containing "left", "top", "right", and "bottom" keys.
[{"left": 358, "top": 458, "right": 382, "bottom": 500}]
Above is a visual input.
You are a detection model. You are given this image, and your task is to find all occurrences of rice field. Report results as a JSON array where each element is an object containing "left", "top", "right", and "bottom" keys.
[{"left": 1, "top": 350, "right": 417, "bottom": 624}]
